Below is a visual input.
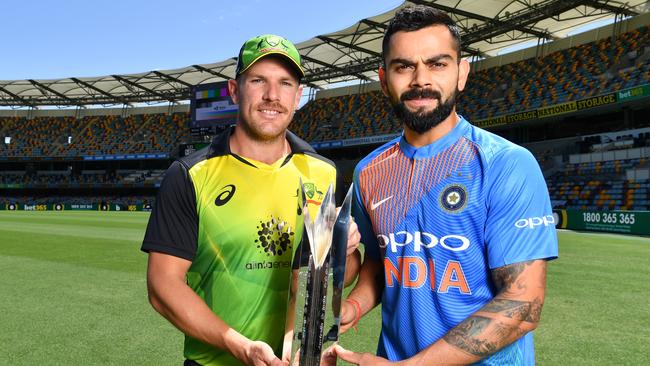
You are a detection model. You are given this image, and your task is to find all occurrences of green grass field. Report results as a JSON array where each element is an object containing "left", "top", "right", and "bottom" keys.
[{"left": 1, "top": 211, "right": 649, "bottom": 365}]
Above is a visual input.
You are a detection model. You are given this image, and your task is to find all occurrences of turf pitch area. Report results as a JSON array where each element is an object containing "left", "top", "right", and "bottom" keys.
[{"left": 0, "top": 211, "right": 648, "bottom": 365}]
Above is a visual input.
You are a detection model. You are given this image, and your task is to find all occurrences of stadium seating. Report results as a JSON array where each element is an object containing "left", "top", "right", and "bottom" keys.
[
  {"left": 0, "top": 169, "right": 165, "bottom": 186},
  {"left": 3, "top": 26, "right": 648, "bottom": 155},
  {"left": 546, "top": 157, "right": 650, "bottom": 211},
  {"left": 0, "top": 194, "right": 154, "bottom": 206},
  {"left": 0, "top": 113, "right": 191, "bottom": 158},
  {"left": 2, "top": 25, "right": 650, "bottom": 212},
  {"left": 292, "top": 25, "right": 650, "bottom": 143}
]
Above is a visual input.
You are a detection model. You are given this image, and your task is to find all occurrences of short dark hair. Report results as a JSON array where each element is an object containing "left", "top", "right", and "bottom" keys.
[{"left": 382, "top": 5, "right": 462, "bottom": 64}]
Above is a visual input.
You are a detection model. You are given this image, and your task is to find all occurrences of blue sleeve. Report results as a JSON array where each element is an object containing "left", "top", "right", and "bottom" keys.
[
  {"left": 352, "top": 167, "right": 380, "bottom": 260},
  {"left": 484, "top": 147, "right": 558, "bottom": 268}
]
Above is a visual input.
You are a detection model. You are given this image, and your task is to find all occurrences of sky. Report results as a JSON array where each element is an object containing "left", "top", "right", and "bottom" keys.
[
  {"left": 0, "top": 0, "right": 403, "bottom": 81},
  {"left": 0, "top": 0, "right": 623, "bottom": 109}
]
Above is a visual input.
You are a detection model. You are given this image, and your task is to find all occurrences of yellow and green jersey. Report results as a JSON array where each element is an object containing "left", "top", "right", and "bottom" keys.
[{"left": 142, "top": 127, "right": 336, "bottom": 365}]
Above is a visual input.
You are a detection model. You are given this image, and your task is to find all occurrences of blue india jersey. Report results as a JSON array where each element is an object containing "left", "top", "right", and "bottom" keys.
[{"left": 352, "top": 116, "right": 558, "bottom": 365}]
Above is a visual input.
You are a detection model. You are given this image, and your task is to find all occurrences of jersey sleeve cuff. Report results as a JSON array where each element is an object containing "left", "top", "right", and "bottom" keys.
[
  {"left": 141, "top": 241, "right": 195, "bottom": 261},
  {"left": 490, "top": 252, "right": 558, "bottom": 269}
]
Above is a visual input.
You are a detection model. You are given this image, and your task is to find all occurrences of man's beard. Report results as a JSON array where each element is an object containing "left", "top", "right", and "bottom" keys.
[
  {"left": 239, "top": 102, "right": 290, "bottom": 142},
  {"left": 391, "top": 88, "right": 457, "bottom": 134}
]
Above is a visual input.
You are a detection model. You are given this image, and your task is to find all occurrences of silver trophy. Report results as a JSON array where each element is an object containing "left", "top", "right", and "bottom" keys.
[{"left": 283, "top": 181, "right": 354, "bottom": 366}]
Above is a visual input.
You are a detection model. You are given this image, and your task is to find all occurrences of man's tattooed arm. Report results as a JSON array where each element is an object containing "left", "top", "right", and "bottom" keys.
[
  {"left": 381, "top": 260, "right": 548, "bottom": 366},
  {"left": 439, "top": 260, "right": 548, "bottom": 359}
]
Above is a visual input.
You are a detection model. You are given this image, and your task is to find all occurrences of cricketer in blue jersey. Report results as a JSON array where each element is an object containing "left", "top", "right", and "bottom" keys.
[{"left": 330, "top": 5, "right": 559, "bottom": 366}]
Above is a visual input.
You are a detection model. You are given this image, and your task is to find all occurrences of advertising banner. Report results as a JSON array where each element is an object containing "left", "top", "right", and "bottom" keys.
[{"left": 554, "top": 209, "right": 650, "bottom": 235}]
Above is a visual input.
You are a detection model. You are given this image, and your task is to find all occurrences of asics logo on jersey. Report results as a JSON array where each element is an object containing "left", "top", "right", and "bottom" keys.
[
  {"left": 214, "top": 184, "right": 236, "bottom": 206},
  {"left": 377, "top": 231, "right": 470, "bottom": 253},
  {"left": 515, "top": 215, "right": 555, "bottom": 229},
  {"left": 371, "top": 195, "right": 393, "bottom": 210}
]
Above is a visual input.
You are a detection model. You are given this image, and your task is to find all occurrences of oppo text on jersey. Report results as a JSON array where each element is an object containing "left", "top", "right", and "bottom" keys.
[
  {"left": 377, "top": 231, "right": 470, "bottom": 253},
  {"left": 514, "top": 215, "right": 555, "bottom": 229}
]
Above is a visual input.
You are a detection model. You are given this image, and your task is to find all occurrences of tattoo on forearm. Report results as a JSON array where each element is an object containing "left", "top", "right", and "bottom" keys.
[
  {"left": 443, "top": 316, "right": 497, "bottom": 357},
  {"left": 491, "top": 260, "right": 534, "bottom": 291},
  {"left": 444, "top": 261, "right": 546, "bottom": 358},
  {"left": 482, "top": 297, "right": 543, "bottom": 322},
  {"left": 526, "top": 297, "right": 543, "bottom": 322},
  {"left": 483, "top": 299, "right": 530, "bottom": 318},
  {"left": 493, "top": 321, "right": 526, "bottom": 340},
  {"left": 492, "top": 321, "right": 512, "bottom": 339},
  {"left": 487, "top": 261, "right": 545, "bottom": 323}
]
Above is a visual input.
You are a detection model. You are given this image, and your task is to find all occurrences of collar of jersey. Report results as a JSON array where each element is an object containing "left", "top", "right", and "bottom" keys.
[
  {"left": 398, "top": 115, "right": 470, "bottom": 159},
  {"left": 207, "top": 125, "right": 316, "bottom": 162},
  {"left": 234, "top": 154, "right": 291, "bottom": 171}
]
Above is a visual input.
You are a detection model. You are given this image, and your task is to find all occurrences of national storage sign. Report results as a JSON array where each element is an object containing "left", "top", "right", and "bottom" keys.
[
  {"left": 537, "top": 101, "right": 578, "bottom": 118},
  {"left": 475, "top": 83, "right": 647, "bottom": 128},
  {"left": 303, "top": 83, "right": 650, "bottom": 149}
]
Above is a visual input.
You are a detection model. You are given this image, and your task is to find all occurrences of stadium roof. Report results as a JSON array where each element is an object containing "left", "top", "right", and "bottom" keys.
[{"left": 1, "top": 0, "right": 649, "bottom": 108}]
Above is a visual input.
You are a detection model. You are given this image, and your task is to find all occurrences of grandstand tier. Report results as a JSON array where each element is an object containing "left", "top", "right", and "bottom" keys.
[
  {"left": 2, "top": 15, "right": 650, "bottom": 211},
  {"left": 292, "top": 24, "right": 650, "bottom": 144}
]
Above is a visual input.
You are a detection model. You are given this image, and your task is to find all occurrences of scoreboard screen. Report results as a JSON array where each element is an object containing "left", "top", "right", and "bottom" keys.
[{"left": 190, "top": 81, "right": 238, "bottom": 132}]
